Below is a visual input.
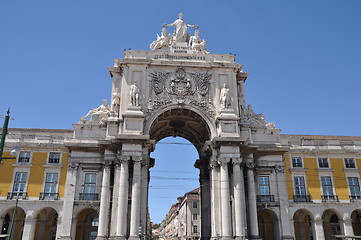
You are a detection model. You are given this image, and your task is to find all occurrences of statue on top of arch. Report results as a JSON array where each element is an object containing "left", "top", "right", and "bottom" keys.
[{"left": 150, "top": 13, "right": 209, "bottom": 54}]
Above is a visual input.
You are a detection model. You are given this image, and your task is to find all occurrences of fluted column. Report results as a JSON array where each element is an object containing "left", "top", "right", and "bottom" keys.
[
  {"left": 246, "top": 159, "right": 259, "bottom": 239},
  {"left": 116, "top": 156, "right": 130, "bottom": 239},
  {"left": 97, "top": 161, "right": 112, "bottom": 239},
  {"left": 313, "top": 217, "right": 325, "bottom": 240},
  {"left": 218, "top": 157, "right": 232, "bottom": 239},
  {"left": 110, "top": 160, "right": 121, "bottom": 237},
  {"left": 232, "top": 158, "right": 244, "bottom": 239},
  {"left": 140, "top": 160, "right": 149, "bottom": 238},
  {"left": 210, "top": 159, "right": 220, "bottom": 239},
  {"left": 58, "top": 162, "right": 78, "bottom": 240},
  {"left": 21, "top": 217, "right": 37, "bottom": 240},
  {"left": 129, "top": 156, "right": 142, "bottom": 240}
]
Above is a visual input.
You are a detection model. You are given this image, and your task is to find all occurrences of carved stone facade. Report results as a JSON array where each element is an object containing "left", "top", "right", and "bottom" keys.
[{"left": 2, "top": 14, "right": 360, "bottom": 240}]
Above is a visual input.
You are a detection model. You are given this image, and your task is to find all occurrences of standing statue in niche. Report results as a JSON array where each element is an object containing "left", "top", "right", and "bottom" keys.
[
  {"left": 79, "top": 99, "right": 111, "bottom": 124},
  {"left": 189, "top": 30, "right": 209, "bottom": 54},
  {"left": 130, "top": 82, "right": 140, "bottom": 107},
  {"left": 220, "top": 84, "right": 230, "bottom": 109},
  {"left": 163, "top": 12, "right": 199, "bottom": 43},
  {"left": 111, "top": 88, "right": 121, "bottom": 115},
  {"left": 150, "top": 28, "right": 172, "bottom": 51}
]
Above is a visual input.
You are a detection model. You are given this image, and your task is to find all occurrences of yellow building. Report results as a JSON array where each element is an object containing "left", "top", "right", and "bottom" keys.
[
  {"left": 282, "top": 135, "right": 361, "bottom": 240},
  {"left": 0, "top": 128, "right": 71, "bottom": 240}
]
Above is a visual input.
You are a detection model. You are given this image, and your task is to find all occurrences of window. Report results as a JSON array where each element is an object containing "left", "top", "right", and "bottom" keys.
[
  {"left": 43, "top": 173, "right": 59, "bottom": 199},
  {"left": 321, "top": 176, "right": 334, "bottom": 196},
  {"left": 192, "top": 202, "right": 198, "bottom": 208},
  {"left": 12, "top": 172, "right": 28, "bottom": 198},
  {"left": 292, "top": 157, "right": 303, "bottom": 168},
  {"left": 83, "top": 173, "right": 97, "bottom": 200},
  {"left": 258, "top": 176, "right": 271, "bottom": 195},
  {"left": 48, "top": 152, "right": 61, "bottom": 164},
  {"left": 193, "top": 214, "right": 197, "bottom": 221},
  {"left": 294, "top": 176, "right": 306, "bottom": 196},
  {"left": 18, "top": 151, "right": 31, "bottom": 163},
  {"left": 193, "top": 225, "right": 198, "bottom": 234},
  {"left": 318, "top": 158, "right": 329, "bottom": 168},
  {"left": 345, "top": 158, "right": 356, "bottom": 169},
  {"left": 348, "top": 177, "right": 361, "bottom": 198}
]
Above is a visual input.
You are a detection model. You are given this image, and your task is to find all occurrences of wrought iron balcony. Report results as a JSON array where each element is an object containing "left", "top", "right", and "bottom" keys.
[
  {"left": 79, "top": 193, "right": 99, "bottom": 201},
  {"left": 321, "top": 195, "right": 339, "bottom": 202},
  {"left": 39, "top": 192, "right": 59, "bottom": 200},
  {"left": 349, "top": 195, "right": 361, "bottom": 201},
  {"left": 7, "top": 192, "right": 27, "bottom": 200},
  {"left": 293, "top": 195, "right": 312, "bottom": 202},
  {"left": 257, "top": 195, "right": 275, "bottom": 202}
]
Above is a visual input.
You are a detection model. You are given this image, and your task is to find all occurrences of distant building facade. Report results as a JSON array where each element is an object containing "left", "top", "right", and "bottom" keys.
[{"left": 0, "top": 14, "right": 361, "bottom": 240}]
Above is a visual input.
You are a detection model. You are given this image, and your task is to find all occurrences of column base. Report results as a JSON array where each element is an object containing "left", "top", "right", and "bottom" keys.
[
  {"left": 109, "top": 236, "right": 127, "bottom": 240},
  {"left": 281, "top": 236, "right": 294, "bottom": 240},
  {"left": 57, "top": 237, "right": 72, "bottom": 240},
  {"left": 128, "top": 236, "right": 140, "bottom": 240},
  {"left": 96, "top": 236, "right": 108, "bottom": 240}
]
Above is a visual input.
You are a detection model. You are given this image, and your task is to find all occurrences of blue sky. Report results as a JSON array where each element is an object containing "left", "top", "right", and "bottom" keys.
[{"left": 1, "top": 0, "right": 360, "bottom": 223}]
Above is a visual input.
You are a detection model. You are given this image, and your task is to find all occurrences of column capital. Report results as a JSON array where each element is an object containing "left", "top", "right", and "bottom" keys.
[
  {"left": 218, "top": 157, "right": 230, "bottom": 166},
  {"left": 275, "top": 165, "right": 285, "bottom": 173},
  {"left": 24, "top": 216, "right": 37, "bottom": 223},
  {"left": 313, "top": 217, "right": 323, "bottom": 224},
  {"left": 133, "top": 156, "right": 142, "bottom": 162},
  {"left": 246, "top": 162, "right": 255, "bottom": 170},
  {"left": 68, "top": 162, "right": 79, "bottom": 171},
  {"left": 103, "top": 161, "right": 112, "bottom": 168},
  {"left": 232, "top": 158, "right": 242, "bottom": 165},
  {"left": 118, "top": 155, "right": 131, "bottom": 163},
  {"left": 209, "top": 160, "right": 218, "bottom": 169}
]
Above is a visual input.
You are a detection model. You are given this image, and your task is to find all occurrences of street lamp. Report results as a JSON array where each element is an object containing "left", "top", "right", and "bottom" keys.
[{"left": 0, "top": 108, "right": 18, "bottom": 162}]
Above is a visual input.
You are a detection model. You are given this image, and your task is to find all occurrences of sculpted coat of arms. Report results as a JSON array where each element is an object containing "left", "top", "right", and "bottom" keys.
[{"left": 149, "top": 67, "right": 213, "bottom": 113}]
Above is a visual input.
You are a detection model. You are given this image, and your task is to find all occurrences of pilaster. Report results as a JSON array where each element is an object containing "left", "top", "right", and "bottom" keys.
[
  {"left": 246, "top": 155, "right": 260, "bottom": 239},
  {"left": 21, "top": 217, "right": 37, "bottom": 240},
  {"left": 129, "top": 156, "right": 142, "bottom": 240}
]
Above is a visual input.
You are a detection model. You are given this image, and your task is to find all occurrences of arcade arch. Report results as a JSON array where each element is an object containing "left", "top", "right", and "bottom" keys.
[
  {"left": 258, "top": 209, "right": 279, "bottom": 240},
  {"left": 34, "top": 207, "right": 58, "bottom": 240},
  {"left": 351, "top": 210, "right": 361, "bottom": 236},
  {"left": 0, "top": 206, "right": 25, "bottom": 239},
  {"left": 75, "top": 208, "right": 99, "bottom": 240},
  {"left": 293, "top": 209, "right": 314, "bottom": 240},
  {"left": 322, "top": 209, "right": 342, "bottom": 239}
]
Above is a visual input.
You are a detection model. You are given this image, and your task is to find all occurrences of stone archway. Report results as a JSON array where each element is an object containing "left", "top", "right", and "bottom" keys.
[
  {"left": 351, "top": 210, "right": 361, "bottom": 236},
  {"left": 149, "top": 107, "right": 213, "bottom": 240},
  {"left": 34, "top": 207, "right": 58, "bottom": 240},
  {"left": 0, "top": 206, "right": 26, "bottom": 240},
  {"left": 258, "top": 209, "right": 279, "bottom": 240},
  {"left": 322, "top": 209, "right": 342, "bottom": 239},
  {"left": 293, "top": 209, "right": 314, "bottom": 240},
  {"left": 75, "top": 208, "right": 99, "bottom": 240}
]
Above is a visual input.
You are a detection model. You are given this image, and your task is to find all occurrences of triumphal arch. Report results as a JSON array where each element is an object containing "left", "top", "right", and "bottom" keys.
[{"left": 58, "top": 14, "right": 292, "bottom": 240}]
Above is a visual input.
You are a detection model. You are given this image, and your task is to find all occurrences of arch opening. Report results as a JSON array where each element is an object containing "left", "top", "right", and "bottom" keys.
[
  {"left": 149, "top": 108, "right": 212, "bottom": 154},
  {"left": 293, "top": 209, "right": 314, "bottom": 240}
]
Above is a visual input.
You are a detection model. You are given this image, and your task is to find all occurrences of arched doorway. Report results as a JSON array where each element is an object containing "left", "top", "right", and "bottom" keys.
[
  {"left": 258, "top": 209, "right": 279, "bottom": 240},
  {"left": 75, "top": 208, "right": 99, "bottom": 240},
  {"left": 0, "top": 206, "right": 26, "bottom": 240},
  {"left": 293, "top": 209, "right": 314, "bottom": 240},
  {"left": 351, "top": 210, "right": 361, "bottom": 236},
  {"left": 148, "top": 107, "right": 213, "bottom": 239},
  {"left": 322, "top": 209, "right": 342, "bottom": 239},
  {"left": 34, "top": 207, "right": 58, "bottom": 240}
]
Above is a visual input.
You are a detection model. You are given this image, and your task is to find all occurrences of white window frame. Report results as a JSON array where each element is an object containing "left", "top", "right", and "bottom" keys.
[
  {"left": 344, "top": 158, "right": 356, "bottom": 169},
  {"left": 47, "top": 152, "right": 62, "bottom": 164},
  {"left": 293, "top": 176, "right": 307, "bottom": 196},
  {"left": 17, "top": 151, "right": 32, "bottom": 164},
  {"left": 10, "top": 168, "right": 30, "bottom": 199},
  {"left": 347, "top": 177, "right": 361, "bottom": 198},
  {"left": 291, "top": 157, "right": 303, "bottom": 168},
  {"left": 258, "top": 176, "right": 271, "bottom": 196},
  {"left": 192, "top": 213, "right": 197, "bottom": 221},
  {"left": 318, "top": 157, "right": 330, "bottom": 168},
  {"left": 42, "top": 169, "right": 60, "bottom": 199},
  {"left": 320, "top": 175, "right": 335, "bottom": 197}
]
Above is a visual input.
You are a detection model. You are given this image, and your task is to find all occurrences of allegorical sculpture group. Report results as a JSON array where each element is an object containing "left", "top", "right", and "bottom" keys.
[{"left": 150, "top": 13, "right": 209, "bottom": 54}]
